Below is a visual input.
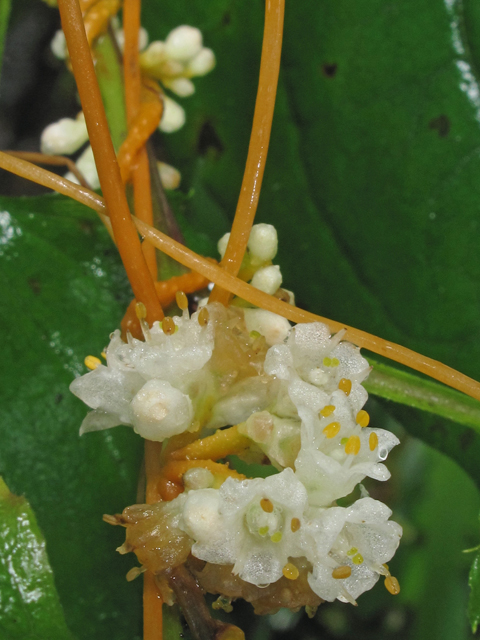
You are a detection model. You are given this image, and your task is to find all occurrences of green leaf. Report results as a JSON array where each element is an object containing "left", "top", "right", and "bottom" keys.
[
  {"left": 469, "top": 552, "right": 480, "bottom": 633},
  {"left": 0, "top": 476, "right": 73, "bottom": 639},
  {"left": 0, "top": 195, "right": 143, "bottom": 640}
]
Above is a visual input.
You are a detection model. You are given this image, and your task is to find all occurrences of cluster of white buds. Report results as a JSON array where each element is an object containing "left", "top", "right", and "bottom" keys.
[
  {"left": 140, "top": 25, "right": 216, "bottom": 133},
  {"left": 40, "top": 113, "right": 181, "bottom": 190},
  {"left": 73, "top": 225, "right": 402, "bottom": 609}
]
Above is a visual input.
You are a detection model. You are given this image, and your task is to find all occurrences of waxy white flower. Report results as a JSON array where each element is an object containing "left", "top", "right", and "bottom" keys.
[
  {"left": 181, "top": 468, "right": 310, "bottom": 586},
  {"left": 40, "top": 112, "right": 88, "bottom": 156},
  {"left": 305, "top": 497, "right": 402, "bottom": 603},
  {"left": 70, "top": 307, "right": 215, "bottom": 441}
]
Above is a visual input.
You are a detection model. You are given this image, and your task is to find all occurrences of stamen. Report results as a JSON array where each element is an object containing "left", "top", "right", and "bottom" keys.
[
  {"left": 345, "top": 435, "right": 361, "bottom": 455},
  {"left": 161, "top": 316, "right": 176, "bottom": 335},
  {"left": 260, "top": 498, "right": 274, "bottom": 513},
  {"left": 332, "top": 565, "right": 352, "bottom": 579},
  {"left": 270, "top": 532, "right": 282, "bottom": 543},
  {"left": 290, "top": 517, "right": 301, "bottom": 532},
  {"left": 282, "top": 563, "right": 299, "bottom": 580},
  {"left": 319, "top": 405, "right": 335, "bottom": 418},
  {"left": 340, "top": 437, "right": 349, "bottom": 445},
  {"left": 369, "top": 432, "right": 378, "bottom": 451},
  {"left": 323, "top": 357, "right": 332, "bottom": 366},
  {"left": 135, "top": 301, "right": 147, "bottom": 319},
  {"left": 258, "top": 526, "right": 269, "bottom": 536},
  {"left": 331, "top": 357, "right": 340, "bottom": 367},
  {"left": 356, "top": 410, "right": 370, "bottom": 427},
  {"left": 352, "top": 553, "right": 364, "bottom": 565},
  {"left": 198, "top": 307, "right": 209, "bottom": 326},
  {"left": 323, "top": 421, "right": 341, "bottom": 439},
  {"left": 339, "top": 378, "right": 352, "bottom": 396},
  {"left": 347, "top": 547, "right": 358, "bottom": 556},
  {"left": 384, "top": 575, "right": 400, "bottom": 595},
  {"left": 101, "top": 351, "right": 107, "bottom": 359},
  {"left": 85, "top": 355, "right": 101, "bottom": 370},
  {"left": 176, "top": 290, "right": 188, "bottom": 310}
]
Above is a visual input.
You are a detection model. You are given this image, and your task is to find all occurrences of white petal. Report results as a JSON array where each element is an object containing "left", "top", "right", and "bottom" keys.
[{"left": 247, "top": 224, "right": 278, "bottom": 261}]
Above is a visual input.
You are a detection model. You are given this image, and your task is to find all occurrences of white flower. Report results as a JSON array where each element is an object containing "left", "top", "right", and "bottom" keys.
[
  {"left": 164, "top": 26, "right": 203, "bottom": 62},
  {"left": 244, "top": 309, "right": 291, "bottom": 347},
  {"left": 181, "top": 468, "right": 310, "bottom": 587},
  {"left": 247, "top": 223, "right": 278, "bottom": 262},
  {"left": 70, "top": 307, "right": 215, "bottom": 440},
  {"left": 305, "top": 497, "right": 402, "bottom": 603}
]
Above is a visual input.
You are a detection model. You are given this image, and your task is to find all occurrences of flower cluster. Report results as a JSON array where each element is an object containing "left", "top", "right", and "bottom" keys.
[
  {"left": 42, "top": 24, "right": 214, "bottom": 188},
  {"left": 73, "top": 224, "right": 402, "bottom": 611}
]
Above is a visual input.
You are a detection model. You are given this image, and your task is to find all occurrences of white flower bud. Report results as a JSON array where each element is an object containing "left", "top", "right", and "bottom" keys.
[
  {"left": 182, "top": 490, "right": 223, "bottom": 539},
  {"left": 186, "top": 48, "right": 216, "bottom": 77},
  {"left": 40, "top": 115, "right": 89, "bottom": 155},
  {"left": 65, "top": 145, "right": 100, "bottom": 190},
  {"left": 159, "top": 96, "right": 186, "bottom": 133},
  {"left": 51, "top": 29, "right": 67, "bottom": 60},
  {"left": 217, "top": 232, "right": 230, "bottom": 258},
  {"left": 157, "top": 161, "right": 181, "bottom": 190},
  {"left": 250, "top": 265, "right": 282, "bottom": 295},
  {"left": 165, "top": 25, "right": 203, "bottom": 62},
  {"left": 243, "top": 309, "right": 291, "bottom": 346},
  {"left": 247, "top": 223, "right": 278, "bottom": 261},
  {"left": 140, "top": 40, "right": 167, "bottom": 70},
  {"left": 163, "top": 76, "right": 195, "bottom": 97},
  {"left": 183, "top": 467, "right": 214, "bottom": 491},
  {"left": 130, "top": 379, "right": 193, "bottom": 441}
]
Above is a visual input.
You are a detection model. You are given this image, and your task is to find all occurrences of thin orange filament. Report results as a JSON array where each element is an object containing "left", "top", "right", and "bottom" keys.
[
  {"left": 56, "top": 0, "right": 163, "bottom": 325},
  {"left": 209, "top": 0, "right": 285, "bottom": 304}
]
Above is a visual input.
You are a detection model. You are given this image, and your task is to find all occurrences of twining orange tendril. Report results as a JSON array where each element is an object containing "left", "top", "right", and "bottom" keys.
[
  {"left": 117, "top": 98, "right": 163, "bottom": 184},
  {"left": 83, "top": 0, "right": 120, "bottom": 46},
  {"left": 123, "top": 2, "right": 164, "bottom": 637},
  {"left": 209, "top": 0, "right": 285, "bottom": 305},
  {"left": 143, "top": 572, "right": 163, "bottom": 640},
  {"left": 170, "top": 426, "right": 250, "bottom": 461},
  {"left": 4, "top": 151, "right": 91, "bottom": 189},
  {"left": 57, "top": 0, "right": 163, "bottom": 324},
  {"left": 122, "top": 0, "right": 159, "bottom": 278},
  {"left": 2, "top": 152, "right": 480, "bottom": 403}
]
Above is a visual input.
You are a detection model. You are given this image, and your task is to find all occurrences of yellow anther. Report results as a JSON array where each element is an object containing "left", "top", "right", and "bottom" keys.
[
  {"left": 384, "top": 575, "right": 400, "bottom": 595},
  {"left": 135, "top": 301, "right": 147, "bottom": 320},
  {"left": 352, "top": 553, "right": 364, "bottom": 565},
  {"left": 332, "top": 565, "right": 352, "bottom": 580},
  {"left": 101, "top": 351, "right": 107, "bottom": 360},
  {"left": 319, "top": 405, "right": 335, "bottom": 418},
  {"left": 176, "top": 290, "right": 188, "bottom": 310},
  {"left": 162, "top": 316, "right": 176, "bottom": 335},
  {"left": 282, "top": 563, "right": 300, "bottom": 580},
  {"left": 270, "top": 532, "right": 283, "bottom": 543},
  {"left": 331, "top": 357, "right": 340, "bottom": 367},
  {"left": 290, "top": 517, "right": 301, "bottom": 532},
  {"left": 260, "top": 498, "right": 274, "bottom": 513},
  {"left": 198, "top": 307, "right": 209, "bottom": 326},
  {"left": 345, "top": 435, "right": 361, "bottom": 455},
  {"left": 323, "top": 357, "right": 332, "bottom": 367},
  {"left": 258, "top": 526, "right": 269, "bottom": 536},
  {"left": 339, "top": 378, "right": 352, "bottom": 396},
  {"left": 85, "top": 355, "right": 101, "bottom": 370},
  {"left": 323, "top": 421, "right": 341, "bottom": 439},
  {"left": 347, "top": 547, "right": 358, "bottom": 556},
  {"left": 369, "top": 432, "right": 378, "bottom": 451},
  {"left": 356, "top": 409, "right": 370, "bottom": 427},
  {"left": 383, "top": 563, "right": 390, "bottom": 572}
]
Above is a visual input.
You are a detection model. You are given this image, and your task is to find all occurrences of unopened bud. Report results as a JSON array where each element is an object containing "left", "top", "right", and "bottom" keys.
[
  {"left": 186, "top": 48, "right": 216, "bottom": 77},
  {"left": 250, "top": 265, "right": 282, "bottom": 295},
  {"left": 41, "top": 115, "right": 88, "bottom": 155},
  {"left": 248, "top": 224, "right": 278, "bottom": 261},
  {"left": 159, "top": 96, "right": 186, "bottom": 133},
  {"left": 165, "top": 25, "right": 202, "bottom": 62}
]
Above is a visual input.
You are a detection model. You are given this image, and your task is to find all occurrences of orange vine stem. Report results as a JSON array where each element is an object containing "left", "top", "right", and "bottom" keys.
[
  {"left": 2, "top": 152, "right": 480, "bottom": 403},
  {"left": 56, "top": 0, "right": 163, "bottom": 324},
  {"left": 4, "top": 151, "right": 91, "bottom": 188},
  {"left": 123, "top": 3, "right": 163, "bottom": 637},
  {"left": 209, "top": 0, "right": 285, "bottom": 305}
]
